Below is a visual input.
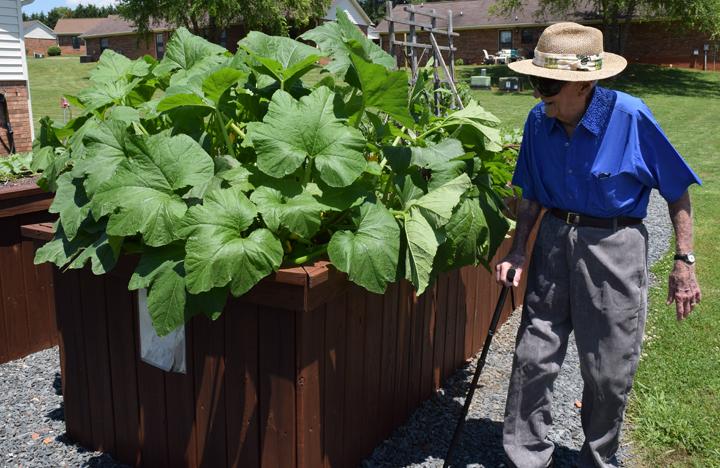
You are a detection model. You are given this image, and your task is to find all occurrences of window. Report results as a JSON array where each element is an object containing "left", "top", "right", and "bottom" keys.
[
  {"left": 219, "top": 29, "right": 228, "bottom": 49},
  {"left": 156, "top": 33, "right": 165, "bottom": 59},
  {"left": 72, "top": 36, "right": 80, "bottom": 49},
  {"left": 499, "top": 30, "right": 513, "bottom": 50},
  {"left": 100, "top": 38, "right": 109, "bottom": 53},
  {"left": 521, "top": 29, "right": 535, "bottom": 44}
]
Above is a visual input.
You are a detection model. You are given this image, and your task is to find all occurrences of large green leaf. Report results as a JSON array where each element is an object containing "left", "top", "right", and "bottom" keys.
[
  {"left": 301, "top": 10, "right": 395, "bottom": 74},
  {"left": 50, "top": 173, "right": 91, "bottom": 241},
  {"left": 73, "top": 120, "right": 130, "bottom": 196},
  {"left": 328, "top": 202, "right": 400, "bottom": 294},
  {"left": 129, "top": 245, "right": 228, "bottom": 336},
  {"left": 348, "top": 53, "right": 414, "bottom": 128},
  {"left": 406, "top": 174, "right": 471, "bottom": 228},
  {"left": 404, "top": 207, "right": 439, "bottom": 295},
  {"left": 90, "top": 49, "right": 150, "bottom": 84},
  {"left": 250, "top": 186, "right": 326, "bottom": 238},
  {"left": 478, "top": 188, "right": 511, "bottom": 261},
  {"left": 239, "top": 32, "right": 322, "bottom": 89},
  {"left": 202, "top": 67, "right": 247, "bottom": 104},
  {"left": 91, "top": 133, "right": 214, "bottom": 246},
  {"left": 180, "top": 187, "right": 283, "bottom": 296},
  {"left": 436, "top": 198, "right": 488, "bottom": 270},
  {"left": 34, "top": 222, "right": 122, "bottom": 275},
  {"left": 156, "top": 27, "right": 226, "bottom": 75},
  {"left": 411, "top": 138, "right": 465, "bottom": 167},
  {"left": 430, "top": 100, "right": 503, "bottom": 152},
  {"left": 246, "top": 86, "right": 366, "bottom": 187}
]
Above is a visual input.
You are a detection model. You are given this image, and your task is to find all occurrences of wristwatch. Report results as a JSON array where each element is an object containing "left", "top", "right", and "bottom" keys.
[{"left": 674, "top": 252, "right": 696, "bottom": 265}]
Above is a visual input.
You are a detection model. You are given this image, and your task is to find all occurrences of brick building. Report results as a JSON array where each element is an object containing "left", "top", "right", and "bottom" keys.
[
  {"left": 53, "top": 17, "right": 106, "bottom": 56},
  {"left": 81, "top": 15, "right": 173, "bottom": 61},
  {"left": 22, "top": 20, "right": 56, "bottom": 56},
  {"left": 376, "top": 0, "right": 716, "bottom": 70},
  {"left": 0, "top": 0, "right": 35, "bottom": 154},
  {"left": 80, "top": 0, "right": 374, "bottom": 62}
]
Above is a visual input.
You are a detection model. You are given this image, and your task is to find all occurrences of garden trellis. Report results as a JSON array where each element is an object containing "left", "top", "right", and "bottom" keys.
[{"left": 384, "top": 1, "right": 463, "bottom": 113}]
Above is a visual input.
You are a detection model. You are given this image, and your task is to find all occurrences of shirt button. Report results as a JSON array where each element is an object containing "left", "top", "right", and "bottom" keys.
[
  {"left": 564, "top": 142, "right": 570, "bottom": 147},
  {"left": 568, "top": 169, "right": 573, "bottom": 174}
]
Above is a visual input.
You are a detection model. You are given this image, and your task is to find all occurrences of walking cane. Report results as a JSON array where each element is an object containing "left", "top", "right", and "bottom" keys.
[{"left": 444, "top": 268, "right": 516, "bottom": 467}]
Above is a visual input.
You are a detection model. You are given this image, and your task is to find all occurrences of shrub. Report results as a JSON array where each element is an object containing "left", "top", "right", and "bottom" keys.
[
  {"left": 455, "top": 58, "right": 464, "bottom": 66},
  {"left": 47, "top": 46, "right": 61, "bottom": 56},
  {"left": 32, "top": 13, "right": 515, "bottom": 336}
]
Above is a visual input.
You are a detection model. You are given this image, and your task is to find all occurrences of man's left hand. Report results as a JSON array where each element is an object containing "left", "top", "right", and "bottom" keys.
[{"left": 667, "top": 262, "right": 701, "bottom": 320}]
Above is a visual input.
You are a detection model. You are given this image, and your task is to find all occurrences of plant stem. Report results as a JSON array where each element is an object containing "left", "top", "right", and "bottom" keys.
[
  {"left": 302, "top": 159, "right": 313, "bottom": 185},
  {"left": 214, "top": 110, "right": 236, "bottom": 158},
  {"left": 287, "top": 245, "right": 328, "bottom": 266},
  {"left": 228, "top": 121, "right": 246, "bottom": 140}
]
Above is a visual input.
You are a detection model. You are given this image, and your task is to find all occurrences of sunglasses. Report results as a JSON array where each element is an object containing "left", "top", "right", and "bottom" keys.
[{"left": 529, "top": 76, "right": 568, "bottom": 97}]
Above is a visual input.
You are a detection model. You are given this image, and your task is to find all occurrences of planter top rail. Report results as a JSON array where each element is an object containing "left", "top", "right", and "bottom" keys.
[
  {"left": 21, "top": 223, "right": 349, "bottom": 312},
  {"left": 0, "top": 182, "right": 53, "bottom": 219}
]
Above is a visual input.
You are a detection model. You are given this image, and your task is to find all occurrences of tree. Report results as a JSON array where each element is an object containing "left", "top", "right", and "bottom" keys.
[
  {"left": 23, "top": 4, "right": 119, "bottom": 29},
  {"left": 117, "top": 0, "right": 331, "bottom": 41},
  {"left": 491, "top": 0, "right": 720, "bottom": 54}
]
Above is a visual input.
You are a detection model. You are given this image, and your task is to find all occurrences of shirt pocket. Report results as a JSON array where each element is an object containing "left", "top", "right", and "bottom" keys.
[{"left": 589, "top": 170, "right": 637, "bottom": 214}]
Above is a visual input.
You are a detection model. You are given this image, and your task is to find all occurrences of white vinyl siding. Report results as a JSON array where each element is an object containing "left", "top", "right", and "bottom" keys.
[
  {"left": 24, "top": 24, "right": 56, "bottom": 40},
  {"left": 0, "top": 0, "right": 27, "bottom": 81}
]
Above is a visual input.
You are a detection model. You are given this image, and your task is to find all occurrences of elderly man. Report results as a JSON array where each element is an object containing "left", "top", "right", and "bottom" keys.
[{"left": 495, "top": 22, "right": 702, "bottom": 468}]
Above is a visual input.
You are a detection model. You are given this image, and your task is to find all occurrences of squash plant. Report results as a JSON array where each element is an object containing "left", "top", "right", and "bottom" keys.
[{"left": 32, "top": 12, "right": 515, "bottom": 336}]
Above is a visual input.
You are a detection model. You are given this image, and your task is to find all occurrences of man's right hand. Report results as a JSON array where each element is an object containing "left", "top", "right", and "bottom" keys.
[{"left": 495, "top": 252, "right": 525, "bottom": 287}]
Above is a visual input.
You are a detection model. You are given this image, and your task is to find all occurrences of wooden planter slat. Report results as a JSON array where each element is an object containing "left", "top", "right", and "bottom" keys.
[
  {"left": 0, "top": 182, "right": 55, "bottom": 364},
  {"left": 22, "top": 219, "right": 537, "bottom": 468}
]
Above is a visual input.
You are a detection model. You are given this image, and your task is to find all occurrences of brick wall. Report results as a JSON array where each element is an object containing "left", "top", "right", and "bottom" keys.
[
  {"left": 382, "top": 26, "right": 544, "bottom": 66},
  {"left": 621, "top": 21, "right": 713, "bottom": 69},
  {"left": 86, "top": 32, "right": 171, "bottom": 61},
  {"left": 57, "top": 35, "right": 86, "bottom": 56},
  {"left": 382, "top": 21, "right": 714, "bottom": 70},
  {"left": 24, "top": 38, "right": 57, "bottom": 56},
  {"left": 0, "top": 81, "right": 33, "bottom": 155}
]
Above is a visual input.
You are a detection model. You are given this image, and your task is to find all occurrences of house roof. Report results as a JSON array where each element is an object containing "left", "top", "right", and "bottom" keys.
[
  {"left": 23, "top": 20, "right": 57, "bottom": 38},
  {"left": 80, "top": 15, "right": 172, "bottom": 39},
  {"left": 324, "top": 0, "right": 373, "bottom": 27},
  {"left": 54, "top": 18, "right": 107, "bottom": 36},
  {"left": 375, "top": 0, "right": 601, "bottom": 33}
]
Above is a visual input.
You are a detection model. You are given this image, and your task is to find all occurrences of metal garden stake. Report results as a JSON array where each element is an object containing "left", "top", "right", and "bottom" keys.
[{"left": 444, "top": 268, "right": 516, "bottom": 467}]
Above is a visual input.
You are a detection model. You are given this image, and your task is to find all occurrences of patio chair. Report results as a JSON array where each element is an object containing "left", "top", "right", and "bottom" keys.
[{"left": 483, "top": 49, "right": 496, "bottom": 65}]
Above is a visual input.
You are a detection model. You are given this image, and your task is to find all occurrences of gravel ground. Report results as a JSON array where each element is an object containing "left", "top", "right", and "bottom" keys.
[
  {"left": 0, "top": 193, "right": 671, "bottom": 468},
  {"left": 363, "top": 191, "right": 672, "bottom": 467}
]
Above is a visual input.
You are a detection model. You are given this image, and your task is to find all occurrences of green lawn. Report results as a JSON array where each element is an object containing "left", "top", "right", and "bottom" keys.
[
  {"left": 26, "top": 57, "right": 719, "bottom": 465},
  {"left": 27, "top": 56, "right": 95, "bottom": 131},
  {"left": 461, "top": 64, "right": 720, "bottom": 467}
]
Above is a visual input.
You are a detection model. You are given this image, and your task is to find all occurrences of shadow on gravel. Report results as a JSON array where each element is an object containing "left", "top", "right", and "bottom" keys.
[
  {"left": 53, "top": 372, "right": 62, "bottom": 395},
  {"left": 46, "top": 402, "right": 64, "bottom": 421},
  {"left": 365, "top": 363, "right": 582, "bottom": 467}
]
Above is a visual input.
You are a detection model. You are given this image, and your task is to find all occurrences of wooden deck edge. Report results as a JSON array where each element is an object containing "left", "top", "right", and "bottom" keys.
[
  {"left": 21, "top": 222, "right": 55, "bottom": 241},
  {"left": 0, "top": 182, "right": 47, "bottom": 201}
]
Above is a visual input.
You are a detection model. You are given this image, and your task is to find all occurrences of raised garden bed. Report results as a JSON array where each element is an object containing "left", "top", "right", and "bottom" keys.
[
  {"left": 24, "top": 222, "right": 528, "bottom": 467},
  {"left": 0, "top": 179, "right": 56, "bottom": 364}
]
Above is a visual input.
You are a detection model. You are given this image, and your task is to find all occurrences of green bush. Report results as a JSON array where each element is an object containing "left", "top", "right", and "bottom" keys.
[
  {"left": 47, "top": 46, "right": 61, "bottom": 56},
  {"left": 455, "top": 58, "right": 464, "bottom": 66}
]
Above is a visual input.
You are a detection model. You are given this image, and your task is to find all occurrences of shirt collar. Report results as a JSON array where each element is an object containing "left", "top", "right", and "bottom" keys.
[{"left": 542, "top": 85, "right": 615, "bottom": 136}]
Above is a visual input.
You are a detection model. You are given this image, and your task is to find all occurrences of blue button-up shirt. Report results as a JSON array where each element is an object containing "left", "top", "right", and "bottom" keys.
[{"left": 512, "top": 86, "right": 701, "bottom": 218}]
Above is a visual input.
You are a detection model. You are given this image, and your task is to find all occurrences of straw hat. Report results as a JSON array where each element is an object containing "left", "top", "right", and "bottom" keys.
[{"left": 508, "top": 22, "right": 627, "bottom": 81}]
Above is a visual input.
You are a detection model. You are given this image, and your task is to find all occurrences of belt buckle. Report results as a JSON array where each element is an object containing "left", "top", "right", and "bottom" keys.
[{"left": 566, "top": 212, "right": 580, "bottom": 225}]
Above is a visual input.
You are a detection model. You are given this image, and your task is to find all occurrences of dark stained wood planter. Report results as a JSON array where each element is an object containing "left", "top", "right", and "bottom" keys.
[
  {"left": 0, "top": 181, "right": 56, "bottom": 364},
  {"left": 23, "top": 222, "right": 533, "bottom": 468}
]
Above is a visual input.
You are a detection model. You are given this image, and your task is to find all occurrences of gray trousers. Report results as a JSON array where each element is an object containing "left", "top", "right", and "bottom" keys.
[{"left": 504, "top": 213, "right": 648, "bottom": 468}]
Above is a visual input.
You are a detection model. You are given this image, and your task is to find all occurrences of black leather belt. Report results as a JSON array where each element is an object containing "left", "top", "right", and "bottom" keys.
[{"left": 550, "top": 208, "right": 643, "bottom": 229}]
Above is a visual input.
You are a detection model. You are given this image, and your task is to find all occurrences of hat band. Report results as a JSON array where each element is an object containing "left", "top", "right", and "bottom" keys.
[{"left": 532, "top": 49, "right": 604, "bottom": 72}]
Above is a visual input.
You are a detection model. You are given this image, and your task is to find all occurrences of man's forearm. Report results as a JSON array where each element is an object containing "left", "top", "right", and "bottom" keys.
[
  {"left": 668, "top": 191, "right": 694, "bottom": 253},
  {"left": 510, "top": 199, "right": 541, "bottom": 256}
]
